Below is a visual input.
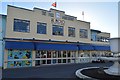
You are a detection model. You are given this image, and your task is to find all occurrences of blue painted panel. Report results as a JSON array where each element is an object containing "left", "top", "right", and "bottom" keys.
[
  {"left": 93, "top": 45, "right": 110, "bottom": 51},
  {"left": 5, "top": 41, "right": 34, "bottom": 50},
  {"left": 78, "top": 45, "right": 94, "bottom": 50},
  {"left": 36, "top": 43, "right": 78, "bottom": 51}
]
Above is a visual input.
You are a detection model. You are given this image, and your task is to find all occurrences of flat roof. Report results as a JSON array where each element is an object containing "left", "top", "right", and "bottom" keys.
[
  {"left": 7, "top": 5, "right": 90, "bottom": 23},
  {"left": 91, "top": 29, "right": 101, "bottom": 33}
]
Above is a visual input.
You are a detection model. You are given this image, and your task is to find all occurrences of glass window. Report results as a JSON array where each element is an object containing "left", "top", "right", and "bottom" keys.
[
  {"left": 56, "top": 12, "right": 60, "bottom": 18},
  {"left": 47, "top": 51, "right": 51, "bottom": 58},
  {"left": 58, "top": 59, "right": 61, "bottom": 63},
  {"left": 41, "top": 51, "right": 47, "bottom": 58},
  {"left": 37, "top": 22, "right": 47, "bottom": 34},
  {"left": 63, "top": 51, "right": 67, "bottom": 57},
  {"left": 52, "top": 25, "right": 63, "bottom": 36},
  {"left": 7, "top": 60, "right": 32, "bottom": 68},
  {"left": 35, "top": 60, "right": 40, "bottom": 66},
  {"left": 62, "top": 15, "right": 75, "bottom": 21},
  {"left": 67, "top": 51, "right": 71, "bottom": 57},
  {"left": 36, "top": 51, "right": 40, "bottom": 58},
  {"left": 68, "top": 27, "right": 75, "bottom": 37},
  {"left": 68, "top": 59, "right": 71, "bottom": 63},
  {"left": 22, "top": 60, "right": 32, "bottom": 67},
  {"left": 63, "top": 59, "right": 66, "bottom": 63},
  {"left": 7, "top": 61, "right": 14, "bottom": 68},
  {"left": 52, "top": 51, "right": 57, "bottom": 58},
  {"left": 42, "top": 10, "right": 46, "bottom": 15},
  {"left": 41, "top": 60, "right": 46, "bottom": 64},
  {"left": 14, "top": 19, "right": 30, "bottom": 32},
  {"left": 49, "top": 13, "right": 54, "bottom": 17},
  {"left": 80, "top": 29, "right": 88, "bottom": 38},
  {"left": 71, "top": 51, "right": 75, "bottom": 57},
  {"left": 58, "top": 51, "right": 61, "bottom": 58},
  {"left": 47, "top": 60, "right": 51, "bottom": 64},
  {"left": 8, "top": 50, "right": 32, "bottom": 59}
]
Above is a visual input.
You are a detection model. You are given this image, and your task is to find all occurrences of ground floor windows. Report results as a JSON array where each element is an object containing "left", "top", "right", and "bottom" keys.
[
  {"left": 5, "top": 49, "right": 111, "bottom": 68},
  {"left": 34, "top": 51, "right": 76, "bottom": 66},
  {"left": 7, "top": 49, "right": 32, "bottom": 68},
  {"left": 35, "top": 59, "right": 75, "bottom": 66},
  {"left": 7, "top": 60, "right": 32, "bottom": 68},
  {"left": 8, "top": 50, "right": 32, "bottom": 59}
]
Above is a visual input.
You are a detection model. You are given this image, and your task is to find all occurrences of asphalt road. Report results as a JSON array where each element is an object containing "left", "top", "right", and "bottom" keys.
[{"left": 2, "top": 62, "right": 113, "bottom": 80}]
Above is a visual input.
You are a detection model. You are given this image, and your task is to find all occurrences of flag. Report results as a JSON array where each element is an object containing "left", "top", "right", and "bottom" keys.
[
  {"left": 52, "top": 2, "right": 57, "bottom": 7},
  {"left": 82, "top": 11, "right": 84, "bottom": 15}
]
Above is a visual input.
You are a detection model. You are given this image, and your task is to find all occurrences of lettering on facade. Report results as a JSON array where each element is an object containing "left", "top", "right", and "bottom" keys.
[{"left": 51, "top": 18, "right": 65, "bottom": 26}]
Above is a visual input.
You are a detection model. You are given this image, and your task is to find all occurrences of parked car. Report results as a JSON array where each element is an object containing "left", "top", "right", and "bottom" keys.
[{"left": 92, "top": 59, "right": 105, "bottom": 63}]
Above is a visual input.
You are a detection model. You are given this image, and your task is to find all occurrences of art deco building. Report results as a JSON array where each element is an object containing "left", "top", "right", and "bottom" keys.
[{"left": 2, "top": 5, "right": 110, "bottom": 69}]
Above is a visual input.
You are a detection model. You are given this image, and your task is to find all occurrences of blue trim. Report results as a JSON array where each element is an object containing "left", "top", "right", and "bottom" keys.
[
  {"left": 35, "top": 43, "right": 78, "bottom": 51},
  {"left": 5, "top": 41, "right": 110, "bottom": 51},
  {"left": 5, "top": 41, "right": 34, "bottom": 50},
  {"left": 78, "top": 45, "right": 94, "bottom": 50},
  {"left": 93, "top": 45, "right": 110, "bottom": 51}
]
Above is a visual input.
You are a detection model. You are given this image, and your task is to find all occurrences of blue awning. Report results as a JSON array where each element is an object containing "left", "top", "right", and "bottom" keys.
[
  {"left": 93, "top": 45, "right": 110, "bottom": 51},
  {"left": 5, "top": 41, "right": 110, "bottom": 51},
  {"left": 78, "top": 45, "right": 94, "bottom": 50},
  {"left": 5, "top": 41, "right": 34, "bottom": 50},
  {"left": 35, "top": 43, "right": 78, "bottom": 51}
]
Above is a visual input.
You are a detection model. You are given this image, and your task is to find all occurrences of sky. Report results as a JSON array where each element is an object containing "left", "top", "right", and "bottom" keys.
[
  {"left": 0, "top": 1, "right": 118, "bottom": 38},
  {"left": 0, "top": 0, "right": 119, "bottom": 66}
]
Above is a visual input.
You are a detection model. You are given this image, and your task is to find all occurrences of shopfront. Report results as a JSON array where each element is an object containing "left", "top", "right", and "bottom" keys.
[
  {"left": 34, "top": 42, "right": 78, "bottom": 66},
  {"left": 4, "top": 40, "right": 78, "bottom": 68},
  {"left": 35, "top": 51, "right": 76, "bottom": 66},
  {"left": 5, "top": 41, "right": 34, "bottom": 68},
  {"left": 4, "top": 40, "right": 111, "bottom": 68}
]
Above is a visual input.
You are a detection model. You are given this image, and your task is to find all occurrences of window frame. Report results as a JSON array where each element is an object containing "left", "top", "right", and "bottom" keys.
[
  {"left": 13, "top": 18, "right": 30, "bottom": 33},
  {"left": 79, "top": 29, "right": 88, "bottom": 38},
  {"left": 52, "top": 25, "right": 64, "bottom": 36},
  {"left": 37, "top": 22, "right": 47, "bottom": 34},
  {"left": 68, "top": 27, "right": 75, "bottom": 37}
]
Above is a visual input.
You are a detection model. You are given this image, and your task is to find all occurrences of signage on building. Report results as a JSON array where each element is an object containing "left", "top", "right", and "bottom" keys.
[{"left": 51, "top": 18, "right": 65, "bottom": 26}]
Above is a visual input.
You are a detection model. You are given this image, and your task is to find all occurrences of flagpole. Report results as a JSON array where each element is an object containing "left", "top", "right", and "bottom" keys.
[{"left": 82, "top": 11, "right": 84, "bottom": 21}]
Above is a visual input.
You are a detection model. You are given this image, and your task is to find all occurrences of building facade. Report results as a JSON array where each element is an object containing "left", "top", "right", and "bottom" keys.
[
  {"left": 3, "top": 5, "right": 111, "bottom": 69},
  {"left": 91, "top": 29, "right": 110, "bottom": 42},
  {"left": 0, "top": 14, "right": 6, "bottom": 67}
]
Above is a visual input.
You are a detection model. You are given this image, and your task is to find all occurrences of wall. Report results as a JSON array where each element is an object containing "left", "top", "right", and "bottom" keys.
[
  {"left": 0, "top": 15, "right": 2, "bottom": 67},
  {"left": 0, "top": 14, "right": 6, "bottom": 66},
  {"left": 5, "top": 5, "right": 91, "bottom": 43},
  {"left": 0, "top": 15, "right": 6, "bottom": 67}
]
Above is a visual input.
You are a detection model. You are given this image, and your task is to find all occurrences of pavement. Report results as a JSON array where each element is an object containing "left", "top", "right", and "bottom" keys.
[{"left": 2, "top": 62, "right": 113, "bottom": 80}]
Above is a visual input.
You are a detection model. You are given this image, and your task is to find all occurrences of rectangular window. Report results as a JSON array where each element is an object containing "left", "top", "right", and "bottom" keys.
[
  {"left": 42, "top": 10, "right": 46, "bottom": 15},
  {"left": 37, "top": 22, "right": 47, "bottom": 34},
  {"left": 52, "top": 25, "right": 63, "bottom": 36},
  {"left": 80, "top": 29, "right": 88, "bottom": 38},
  {"left": 48, "top": 13, "right": 54, "bottom": 17},
  {"left": 8, "top": 50, "right": 32, "bottom": 59},
  {"left": 68, "top": 27, "right": 75, "bottom": 37},
  {"left": 36, "top": 51, "right": 40, "bottom": 58},
  {"left": 14, "top": 19, "right": 30, "bottom": 32}
]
